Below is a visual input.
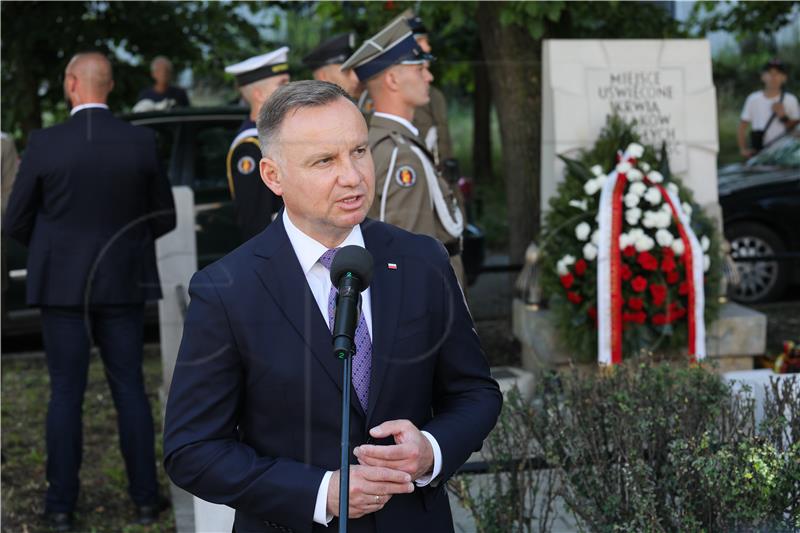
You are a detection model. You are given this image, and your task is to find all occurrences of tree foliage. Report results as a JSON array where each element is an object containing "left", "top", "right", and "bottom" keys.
[
  {"left": 689, "top": 1, "right": 800, "bottom": 38},
  {"left": 1, "top": 1, "right": 269, "bottom": 140}
]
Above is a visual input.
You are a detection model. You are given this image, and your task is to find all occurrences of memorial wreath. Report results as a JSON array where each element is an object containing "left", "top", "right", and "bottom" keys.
[{"left": 540, "top": 119, "right": 721, "bottom": 364}]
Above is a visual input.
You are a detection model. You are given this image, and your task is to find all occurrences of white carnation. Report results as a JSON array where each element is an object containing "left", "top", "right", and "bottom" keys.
[
  {"left": 634, "top": 234, "right": 655, "bottom": 252},
  {"left": 569, "top": 199, "right": 588, "bottom": 211},
  {"left": 625, "top": 207, "right": 642, "bottom": 226},
  {"left": 575, "top": 222, "right": 592, "bottom": 241},
  {"left": 556, "top": 254, "right": 576, "bottom": 276},
  {"left": 627, "top": 168, "right": 644, "bottom": 182},
  {"left": 655, "top": 229, "right": 674, "bottom": 247},
  {"left": 616, "top": 161, "right": 632, "bottom": 174},
  {"left": 629, "top": 181, "right": 647, "bottom": 197},
  {"left": 590, "top": 164, "right": 603, "bottom": 176},
  {"left": 584, "top": 178, "right": 600, "bottom": 196},
  {"left": 682, "top": 202, "right": 693, "bottom": 218},
  {"left": 703, "top": 254, "right": 711, "bottom": 272},
  {"left": 639, "top": 162, "right": 651, "bottom": 173},
  {"left": 624, "top": 192, "right": 640, "bottom": 208},
  {"left": 626, "top": 143, "right": 645, "bottom": 158},
  {"left": 595, "top": 174, "right": 608, "bottom": 187},
  {"left": 619, "top": 232, "right": 633, "bottom": 249},
  {"left": 656, "top": 211, "right": 672, "bottom": 229},
  {"left": 667, "top": 183, "right": 679, "bottom": 196},
  {"left": 583, "top": 243, "right": 598, "bottom": 261},
  {"left": 644, "top": 187, "right": 662, "bottom": 206},
  {"left": 642, "top": 211, "right": 658, "bottom": 229},
  {"left": 701, "top": 235, "right": 710, "bottom": 252},
  {"left": 628, "top": 228, "right": 645, "bottom": 241},
  {"left": 647, "top": 170, "right": 664, "bottom": 183},
  {"left": 591, "top": 229, "right": 600, "bottom": 245},
  {"left": 672, "top": 239, "right": 685, "bottom": 256}
]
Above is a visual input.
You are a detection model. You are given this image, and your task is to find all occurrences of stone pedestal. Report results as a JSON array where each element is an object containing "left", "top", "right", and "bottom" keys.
[{"left": 512, "top": 298, "right": 767, "bottom": 375}]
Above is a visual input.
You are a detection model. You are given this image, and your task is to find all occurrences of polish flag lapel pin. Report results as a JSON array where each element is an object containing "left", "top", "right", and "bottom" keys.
[{"left": 387, "top": 262, "right": 398, "bottom": 270}]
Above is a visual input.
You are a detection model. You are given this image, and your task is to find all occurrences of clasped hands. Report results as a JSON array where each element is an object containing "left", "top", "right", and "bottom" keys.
[{"left": 326, "top": 419, "right": 434, "bottom": 519}]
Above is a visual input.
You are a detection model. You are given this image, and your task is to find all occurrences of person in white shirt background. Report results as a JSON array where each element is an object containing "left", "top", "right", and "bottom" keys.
[{"left": 738, "top": 58, "right": 800, "bottom": 159}]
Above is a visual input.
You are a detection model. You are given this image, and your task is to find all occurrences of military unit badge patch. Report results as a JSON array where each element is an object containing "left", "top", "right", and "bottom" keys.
[
  {"left": 395, "top": 165, "right": 416, "bottom": 188},
  {"left": 237, "top": 155, "right": 256, "bottom": 175}
]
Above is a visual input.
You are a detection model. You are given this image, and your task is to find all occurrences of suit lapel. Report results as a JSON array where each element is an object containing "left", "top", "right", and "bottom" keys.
[
  {"left": 252, "top": 215, "right": 365, "bottom": 418},
  {"left": 362, "top": 220, "right": 401, "bottom": 427}
]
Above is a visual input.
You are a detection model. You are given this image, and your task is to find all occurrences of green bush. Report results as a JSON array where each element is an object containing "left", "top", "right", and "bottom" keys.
[{"left": 450, "top": 363, "right": 800, "bottom": 532}]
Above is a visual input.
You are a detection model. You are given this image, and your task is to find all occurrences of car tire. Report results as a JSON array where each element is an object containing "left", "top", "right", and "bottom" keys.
[{"left": 727, "top": 222, "right": 789, "bottom": 303}]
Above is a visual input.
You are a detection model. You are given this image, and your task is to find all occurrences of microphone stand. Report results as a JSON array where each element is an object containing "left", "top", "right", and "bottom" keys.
[
  {"left": 333, "top": 286, "right": 360, "bottom": 533},
  {"left": 337, "top": 347, "right": 353, "bottom": 533}
]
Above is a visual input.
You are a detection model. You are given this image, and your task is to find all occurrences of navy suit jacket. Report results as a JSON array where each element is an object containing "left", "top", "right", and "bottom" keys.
[
  {"left": 163, "top": 215, "right": 502, "bottom": 533},
  {"left": 2, "top": 107, "right": 176, "bottom": 306}
]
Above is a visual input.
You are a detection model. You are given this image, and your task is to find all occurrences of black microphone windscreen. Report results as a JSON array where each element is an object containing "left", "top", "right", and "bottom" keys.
[{"left": 330, "top": 245, "right": 374, "bottom": 290}]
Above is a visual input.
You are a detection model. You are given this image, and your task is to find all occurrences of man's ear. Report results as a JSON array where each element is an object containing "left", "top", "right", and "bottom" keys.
[
  {"left": 383, "top": 67, "right": 400, "bottom": 93},
  {"left": 260, "top": 156, "right": 283, "bottom": 196}
]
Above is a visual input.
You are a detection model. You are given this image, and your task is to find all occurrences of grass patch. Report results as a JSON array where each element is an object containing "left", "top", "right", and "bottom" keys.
[{"left": 1, "top": 349, "right": 175, "bottom": 532}]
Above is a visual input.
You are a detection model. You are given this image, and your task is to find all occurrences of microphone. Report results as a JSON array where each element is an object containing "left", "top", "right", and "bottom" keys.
[{"left": 329, "top": 245, "right": 374, "bottom": 359}]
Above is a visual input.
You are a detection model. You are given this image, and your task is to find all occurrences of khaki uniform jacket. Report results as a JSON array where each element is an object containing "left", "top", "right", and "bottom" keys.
[
  {"left": 412, "top": 86, "right": 453, "bottom": 167},
  {"left": 368, "top": 114, "right": 466, "bottom": 286}
]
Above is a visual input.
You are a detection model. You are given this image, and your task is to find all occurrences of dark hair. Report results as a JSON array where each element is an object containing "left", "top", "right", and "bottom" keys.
[
  {"left": 763, "top": 58, "right": 787, "bottom": 74},
  {"left": 257, "top": 80, "right": 353, "bottom": 157}
]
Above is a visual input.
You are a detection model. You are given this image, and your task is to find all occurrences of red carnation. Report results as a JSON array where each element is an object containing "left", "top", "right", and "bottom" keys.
[
  {"left": 621, "top": 264, "right": 633, "bottom": 280},
  {"left": 560, "top": 273, "right": 575, "bottom": 289},
  {"left": 652, "top": 313, "right": 668, "bottom": 326},
  {"left": 666, "top": 270, "right": 680, "bottom": 285},
  {"left": 678, "top": 281, "right": 689, "bottom": 296},
  {"left": 567, "top": 291, "right": 583, "bottom": 304},
  {"left": 623, "top": 311, "right": 647, "bottom": 324},
  {"left": 661, "top": 255, "right": 677, "bottom": 273},
  {"left": 668, "top": 302, "right": 686, "bottom": 322},
  {"left": 623, "top": 246, "right": 636, "bottom": 258},
  {"left": 588, "top": 306, "right": 597, "bottom": 322},
  {"left": 631, "top": 276, "right": 648, "bottom": 292},
  {"left": 574, "top": 258, "right": 587, "bottom": 276},
  {"left": 637, "top": 251, "right": 659, "bottom": 271},
  {"left": 650, "top": 283, "right": 667, "bottom": 307},
  {"left": 628, "top": 297, "right": 644, "bottom": 310},
  {"left": 662, "top": 247, "right": 675, "bottom": 259}
]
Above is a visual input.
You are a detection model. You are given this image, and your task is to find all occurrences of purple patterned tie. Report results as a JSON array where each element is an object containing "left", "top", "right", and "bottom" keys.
[{"left": 319, "top": 248, "right": 372, "bottom": 411}]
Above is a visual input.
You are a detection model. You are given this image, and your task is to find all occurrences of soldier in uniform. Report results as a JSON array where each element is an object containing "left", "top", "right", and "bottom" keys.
[
  {"left": 407, "top": 15, "right": 454, "bottom": 167},
  {"left": 302, "top": 33, "right": 362, "bottom": 100},
  {"left": 225, "top": 47, "right": 289, "bottom": 240},
  {"left": 342, "top": 16, "right": 466, "bottom": 286}
]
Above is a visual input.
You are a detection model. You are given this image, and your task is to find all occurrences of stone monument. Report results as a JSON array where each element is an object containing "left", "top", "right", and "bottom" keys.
[
  {"left": 516, "top": 39, "right": 767, "bottom": 373},
  {"left": 541, "top": 39, "right": 720, "bottom": 219}
]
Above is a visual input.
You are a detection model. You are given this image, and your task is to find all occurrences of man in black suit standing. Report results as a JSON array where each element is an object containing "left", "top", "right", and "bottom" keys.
[
  {"left": 3, "top": 51, "right": 176, "bottom": 531},
  {"left": 163, "top": 80, "right": 501, "bottom": 533}
]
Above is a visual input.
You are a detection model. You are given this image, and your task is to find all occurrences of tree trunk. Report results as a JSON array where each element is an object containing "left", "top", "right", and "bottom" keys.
[
  {"left": 477, "top": 1, "right": 541, "bottom": 265},
  {"left": 472, "top": 40, "right": 492, "bottom": 182}
]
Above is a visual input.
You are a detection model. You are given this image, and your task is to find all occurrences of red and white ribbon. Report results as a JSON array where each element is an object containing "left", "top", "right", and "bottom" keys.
[
  {"left": 597, "top": 159, "right": 626, "bottom": 366},
  {"left": 657, "top": 186, "right": 706, "bottom": 361},
  {"left": 596, "top": 153, "right": 706, "bottom": 365}
]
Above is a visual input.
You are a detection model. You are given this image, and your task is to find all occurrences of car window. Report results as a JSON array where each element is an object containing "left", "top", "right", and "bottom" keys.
[
  {"left": 749, "top": 130, "right": 800, "bottom": 168},
  {"left": 144, "top": 123, "right": 178, "bottom": 183},
  {"left": 193, "top": 122, "right": 241, "bottom": 190}
]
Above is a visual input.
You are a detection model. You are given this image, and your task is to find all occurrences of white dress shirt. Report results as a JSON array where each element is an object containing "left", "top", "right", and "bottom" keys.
[
  {"left": 281, "top": 211, "right": 442, "bottom": 526},
  {"left": 373, "top": 112, "right": 419, "bottom": 137},
  {"left": 70, "top": 103, "right": 110, "bottom": 115}
]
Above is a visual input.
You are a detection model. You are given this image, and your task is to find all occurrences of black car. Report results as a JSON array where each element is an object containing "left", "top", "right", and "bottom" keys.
[
  {"left": 2, "top": 107, "right": 485, "bottom": 336},
  {"left": 719, "top": 127, "right": 800, "bottom": 303}
]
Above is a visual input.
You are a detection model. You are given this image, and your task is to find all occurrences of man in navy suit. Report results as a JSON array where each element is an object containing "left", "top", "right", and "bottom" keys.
[
  {"left": 3, "top": 52, "right": 175, "bottom": 531},
  {"left": 163, "top": 80, "right": 501, "bottom": 533}
]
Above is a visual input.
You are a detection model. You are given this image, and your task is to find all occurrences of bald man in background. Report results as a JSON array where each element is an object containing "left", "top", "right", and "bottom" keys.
[{"left": 3, "top": 51, "right": 175, "bottom": 532}]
